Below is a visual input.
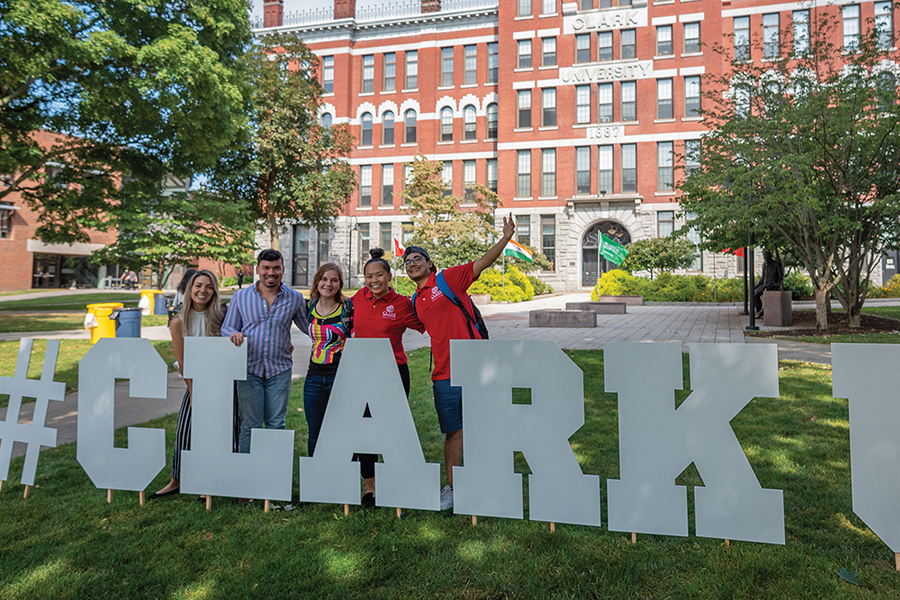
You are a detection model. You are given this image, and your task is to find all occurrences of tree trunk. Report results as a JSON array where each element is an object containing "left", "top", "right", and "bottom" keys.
[
  {"left": 813, "top": 285, "right": 830, "bottom": 331},
  {"left": 267, "top": 205, "right": 280, "bottom": 251},
  {"left": 848, "top": 301, "right": 862, "bottom": 328}
]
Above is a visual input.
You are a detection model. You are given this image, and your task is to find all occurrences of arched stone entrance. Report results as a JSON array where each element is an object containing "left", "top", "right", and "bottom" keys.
[{"left": 582, "top": 221, "right": 631, "bottom": 287}]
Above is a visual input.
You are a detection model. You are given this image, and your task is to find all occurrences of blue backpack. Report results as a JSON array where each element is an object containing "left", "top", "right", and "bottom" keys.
[{"left": 411, "top": 272, "right": 488, "bottom": 340}]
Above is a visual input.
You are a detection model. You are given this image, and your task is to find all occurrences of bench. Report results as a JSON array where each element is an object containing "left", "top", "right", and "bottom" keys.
[
  {"left": 566, "top": 301, "right": 627, "bottom": 314},
  {"left": 598, "top": 295, "right": 643, "bottom": 305},
  {"left": 529, "top": 310, "right": 596, "bottom": 328}
]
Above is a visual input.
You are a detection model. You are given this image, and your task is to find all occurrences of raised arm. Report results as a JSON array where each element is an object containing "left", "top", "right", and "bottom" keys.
[{"left": 473, "top": 215, "right": 516, "bottom": 279}]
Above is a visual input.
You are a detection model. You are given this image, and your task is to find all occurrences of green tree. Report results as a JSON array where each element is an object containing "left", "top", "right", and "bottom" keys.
[
  {"left": 401, "top": 155, "right": 500, "bottom": 269},
  {"left": 208, "top": 33, "right": 356, "bottom": 251},
  {"left": 621, "top": 236, "right": 698, "bottom": 279},
  {"left": 681, "top": 16, "right": 900, "bottom": 329},
  {"left": 90, "top": 183, "right": 255, "bottom": 287},
  {"left": 0, "top": 0, "right": 252, "bottom": 243}
]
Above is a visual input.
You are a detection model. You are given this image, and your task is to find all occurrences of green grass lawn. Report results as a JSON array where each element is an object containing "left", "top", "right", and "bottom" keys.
[
  {"left": 0, "top": 293, "right": 142, "bottom": 312},
  {"left": 862, "top": 305, "right": 900, "bottom": 321},
  {"left": 0, "top": 348, "right": 896, "bottom": 598},
  {"left": 774, "top": 306, "right": 900, "bottom": 344},
  {"left": 0, "top": 340, "right": 176, "bottom": 405},
  {"left": 0, "top": 313, "right": 171, "bottom": 334}
]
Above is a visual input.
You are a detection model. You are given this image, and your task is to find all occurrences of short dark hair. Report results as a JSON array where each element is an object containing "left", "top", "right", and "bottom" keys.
[{"left": 257, "top": 249, "right": 283, "bottom": 265}]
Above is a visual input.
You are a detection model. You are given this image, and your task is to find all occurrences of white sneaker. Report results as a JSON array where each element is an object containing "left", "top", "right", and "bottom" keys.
[{"left": 440, "top": 485, "right": 454, "bottom": 511}]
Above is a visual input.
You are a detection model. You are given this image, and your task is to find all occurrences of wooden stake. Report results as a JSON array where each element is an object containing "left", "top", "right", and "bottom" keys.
[
  {"left": 472, "top": 515, "right": 477, "bottom": 526},
  {"left": 206, "top": 496, "right": 212, "bottom": 511},
  {"left": 550, "top": 522, "right": 556, "bottom": 533},
  {"left": 264, "top": 500, "right": 270, "bottom": 513},
  {"left": 107, "top": 489, "right": 113, "bottom": 503},
  {"left": 0, "top": 479, "right": 4, "bottom": 492},
  {"left": 23, "top": 485, "right": 31, "bottom": 499},
  {"left": 631, "top": 532, "right": 637, "bottom": 544},
  {"left": 396, "top": 507, "right": 401, "bottom": 519},
  {"left": 724, "top": 539, "right": 730, "bottom": 547},
  {"left": 344, "top": 503, "right": 350, "bottom": 516},
  {"left": 139, "top": 491, "right": 145, "bottom": 507},
  {"left": 895, "top": 552, "right": 899, "bottom": 571}
]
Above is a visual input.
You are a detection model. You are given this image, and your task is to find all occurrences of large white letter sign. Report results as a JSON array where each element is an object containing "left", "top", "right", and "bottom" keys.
[
  {"left": 832, "top": 344, "right": 900, "bottom": 552},
  {"left": 77, "top": 338, "right": 168, "bottom": 491},
  {"left": 299, "top": 339, "right": 440, "bottom": 509},
  {"left": 605, "top": 343, "right": 784, "bottom": 544},
  {"left": 0, "top": 339, "right": 66, "bottom": 486},
  {"left": 180, "top": 338, "right": 293, "bottom": 501},
  {"left": 450, "top": 340, "right": 601, "bottom": 526}
]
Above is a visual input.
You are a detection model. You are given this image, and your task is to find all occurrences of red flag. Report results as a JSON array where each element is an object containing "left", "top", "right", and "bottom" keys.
[{"left": 393, "top": 237, "right": 405, "bottom": 256}]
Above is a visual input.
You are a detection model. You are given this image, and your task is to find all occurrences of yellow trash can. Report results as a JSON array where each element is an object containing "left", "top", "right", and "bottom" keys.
[
  {"left": 85, "top": 303, "right": 125, "bottom": 345},
  {"left": 139, "top": 289, "right": 162, "bottom": 316}
]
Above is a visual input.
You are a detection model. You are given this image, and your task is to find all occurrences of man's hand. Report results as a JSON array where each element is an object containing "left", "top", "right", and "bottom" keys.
[
  {"left": 502, "top": 215, "right": 515, "bottom": 241},
  {"left": 229, "top": 332, "right": 245, "bottom": 347}
]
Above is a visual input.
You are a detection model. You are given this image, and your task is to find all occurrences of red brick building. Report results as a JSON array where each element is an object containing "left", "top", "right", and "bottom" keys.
[
  {"left": 256, "top": 0, "right": 897, "bottom": 289},
  {"left": 0, "top": 132, "right": 119, "bottom": 292}
]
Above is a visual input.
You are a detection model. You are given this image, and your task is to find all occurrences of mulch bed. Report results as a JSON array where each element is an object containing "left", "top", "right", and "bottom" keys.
[{"left": 749, "top": 309, "right": 900, "bottom": 337}]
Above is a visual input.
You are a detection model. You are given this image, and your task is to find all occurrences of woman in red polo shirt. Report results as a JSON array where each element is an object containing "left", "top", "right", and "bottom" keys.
[{"left": 351, "top": 248, "right": 424, "bottom": 507}]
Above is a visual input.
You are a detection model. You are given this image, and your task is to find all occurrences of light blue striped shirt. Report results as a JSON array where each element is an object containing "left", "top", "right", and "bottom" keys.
[{"left": 221, "top": 283, "right": 309, "bottom": 378}]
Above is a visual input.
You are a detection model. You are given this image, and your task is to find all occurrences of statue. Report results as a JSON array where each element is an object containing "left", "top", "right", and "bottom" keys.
[{"left": 754, "top": 251, "right": 784, "bottom": 318}]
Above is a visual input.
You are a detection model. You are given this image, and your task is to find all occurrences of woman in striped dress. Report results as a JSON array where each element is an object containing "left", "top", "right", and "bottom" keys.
[
  {"left": 303, "top": 263, "right": 351, "bottom": 458},
  {"left": 149, "top": 270, "right": 225, "bottom": 499}
]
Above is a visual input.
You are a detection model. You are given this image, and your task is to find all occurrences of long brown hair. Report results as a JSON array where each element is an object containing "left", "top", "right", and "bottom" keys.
[
  {"left": 309, "top": 263, "right": 345, "bottom": 304},
  {"left": 178, "top": 270, "right": 224, "bottom": 337}
]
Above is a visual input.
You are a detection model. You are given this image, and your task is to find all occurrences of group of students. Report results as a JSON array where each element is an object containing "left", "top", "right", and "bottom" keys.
[{"left": 149, "top": 216, "right": 516, "bottom": 510}]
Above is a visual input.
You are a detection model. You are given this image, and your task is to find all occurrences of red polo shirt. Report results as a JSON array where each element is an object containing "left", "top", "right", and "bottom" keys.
[
  {"left": 351, "top": 287, "right": 424, "bottom": 365},
  {"left": 413, "top": 262, "right": 481, "bottom": 381}
]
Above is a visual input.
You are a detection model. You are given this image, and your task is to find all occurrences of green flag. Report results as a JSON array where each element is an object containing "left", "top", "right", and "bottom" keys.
[{"left": 599, "top": 234, "right": 628, "bottom": 266}]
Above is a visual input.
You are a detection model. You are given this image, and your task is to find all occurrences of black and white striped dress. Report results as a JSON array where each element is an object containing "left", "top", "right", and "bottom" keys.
[{"left": 171, "top": 310, "right": 208, "bottom": 480}]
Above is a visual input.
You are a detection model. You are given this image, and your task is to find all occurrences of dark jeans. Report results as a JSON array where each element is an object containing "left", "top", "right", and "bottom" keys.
[{"left": 303, "top": 370, "right": 336, "bottom": 457}]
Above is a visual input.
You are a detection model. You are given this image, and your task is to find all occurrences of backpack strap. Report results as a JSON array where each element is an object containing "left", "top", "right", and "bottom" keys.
[{"left": 436, "top": 272, "right": 482, "bottom": 339}]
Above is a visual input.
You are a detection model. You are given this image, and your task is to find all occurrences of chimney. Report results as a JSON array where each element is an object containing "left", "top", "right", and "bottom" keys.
[
  {"left": 334, "top": 0, "right": 357, "bottom": 19},
  {"left": 263, "top": 0, "right": 283, "bottom": 27},
  {"left": 421, "top": 0, "right": 441, "bottom": 13}
]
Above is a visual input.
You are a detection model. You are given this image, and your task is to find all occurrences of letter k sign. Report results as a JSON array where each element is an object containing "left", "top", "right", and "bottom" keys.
[{"left": 604, "top": 343, "right": 785, "bottom": 545}]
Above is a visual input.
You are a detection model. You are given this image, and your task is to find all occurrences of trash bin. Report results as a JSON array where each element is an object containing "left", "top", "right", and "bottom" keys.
[
  {"left": 139, "top": 289, "right": 162, "bottom": 316},
  {"left": 85, "top": 302, "right": 125, "bottom": 345},
  {"left": 153, "top": 293, "right": 168, "bottom": 316},
  {"left": 112, "top": 307, "right": 143, "bottom": 339}
]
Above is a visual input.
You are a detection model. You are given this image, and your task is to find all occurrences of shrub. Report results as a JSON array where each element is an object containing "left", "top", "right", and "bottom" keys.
[
  {"left": 783, "top": 270, "right": 814, "bottom": 300},
  {"left": 221, "top": 276, "right": 238, "bottom": 287},
  {"left": 591, "top": 270, "right": 756, "bottom": 302},
  {"left": 527, "top": 275, "right": 554, "bottom": 295},
  {"left": 469, "top": 265, "right": 534, "bottom": 302},
  {"left": 590, "top": 270, "right": 649, "bottom": 300},
  {"left": 869, "top": 274, "right": 900, "bottom": 298},
  {"left": 391, "top": 276, "right": 416, "bottom": 296}
]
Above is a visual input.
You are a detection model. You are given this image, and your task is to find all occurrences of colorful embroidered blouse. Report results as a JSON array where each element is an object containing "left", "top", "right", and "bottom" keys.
[{"left": 307, "top": 303, "right": 350, "bottom": 375}]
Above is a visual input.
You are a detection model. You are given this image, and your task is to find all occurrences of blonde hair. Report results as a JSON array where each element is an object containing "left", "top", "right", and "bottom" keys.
[
  {"left": 309, "top": 263, "right": 345, "bottom": 303},
  {"left": 178, "top": 270, "right": 224, "bottom": 337}
]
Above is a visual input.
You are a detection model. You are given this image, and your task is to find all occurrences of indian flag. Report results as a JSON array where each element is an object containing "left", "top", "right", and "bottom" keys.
[{"left": 504, "top": 239, "right": 533, "bottom": 263}]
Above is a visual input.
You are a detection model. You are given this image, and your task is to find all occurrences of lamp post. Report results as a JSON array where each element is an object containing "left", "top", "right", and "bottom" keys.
[
  {"left": 746, "top": 227, "right": 759, "bottom": 331},
  {"left": 347, "top": 216, "right": 358, "bottom": 285}
]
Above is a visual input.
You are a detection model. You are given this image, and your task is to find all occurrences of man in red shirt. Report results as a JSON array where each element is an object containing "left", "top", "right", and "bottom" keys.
[{"left": 403, "top": 216, "right": 515, "bottom": 510}]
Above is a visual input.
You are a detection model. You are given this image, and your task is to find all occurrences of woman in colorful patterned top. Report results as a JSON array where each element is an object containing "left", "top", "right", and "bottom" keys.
[
  {"left": 303, "top": 263, "right": 351, "bottom": 458},
  {"left": 350, "top": 248, "right": 425, "bottom": 508}
]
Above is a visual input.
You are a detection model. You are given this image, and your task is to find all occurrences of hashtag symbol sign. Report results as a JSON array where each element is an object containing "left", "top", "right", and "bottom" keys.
[{"left": 0, "top": 338, "right": 65, "bottom": 486}]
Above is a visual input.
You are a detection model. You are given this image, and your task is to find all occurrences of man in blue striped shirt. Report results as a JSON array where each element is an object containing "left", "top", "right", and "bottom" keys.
[{"left": 223, "top": 249, "right": 309, "bottom": 453}]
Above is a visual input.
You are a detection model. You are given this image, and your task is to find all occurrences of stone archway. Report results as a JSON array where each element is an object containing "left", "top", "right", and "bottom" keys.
[{"left": 581, "top": 221, "right": 631, "bottom": 287}]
